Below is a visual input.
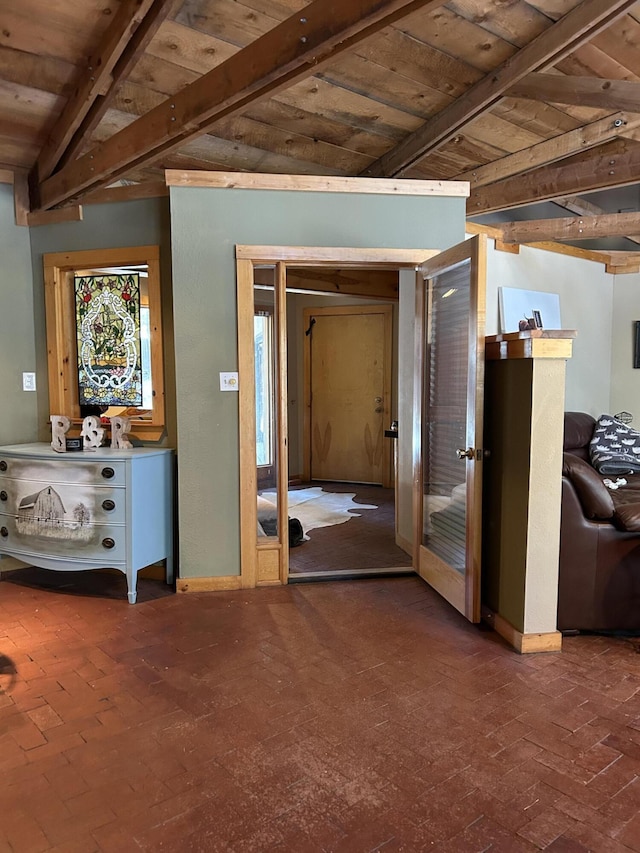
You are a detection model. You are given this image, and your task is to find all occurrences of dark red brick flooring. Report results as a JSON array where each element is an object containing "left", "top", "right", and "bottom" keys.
[
  {"left": 288, "top": 483, "right": 413, "bottom": 575},
  {"left": 2, "top": 573, "right": 640, "bottom": 851}
]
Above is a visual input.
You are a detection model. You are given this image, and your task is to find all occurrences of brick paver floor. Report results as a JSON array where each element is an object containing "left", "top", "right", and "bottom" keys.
[{"left": 2, "top": 571, "right": 640, "bottom": 851}]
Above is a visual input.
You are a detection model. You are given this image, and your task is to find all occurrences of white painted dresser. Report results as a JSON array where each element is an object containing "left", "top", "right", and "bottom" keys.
[{"left": 0, "top": 443, "right": 173, "bottom": 603}]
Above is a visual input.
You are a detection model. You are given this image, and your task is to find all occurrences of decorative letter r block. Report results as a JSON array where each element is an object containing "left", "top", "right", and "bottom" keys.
[
  {"left": 110, "top": 416, "right": 133, "bottom": 449},
  {"left": 50, "top": 415, "right": 71, "bottom": 452}
]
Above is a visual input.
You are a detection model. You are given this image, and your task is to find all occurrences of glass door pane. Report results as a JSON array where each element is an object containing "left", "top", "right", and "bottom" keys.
[
  {"left": 255, "top": 269, "right": 279, "bottom": 539},
  {"left": 255, "top": 312, "right": 274, "bottom": 469},
  {"left": 422, "top": 263, "right": 470, "bottom": 570}
]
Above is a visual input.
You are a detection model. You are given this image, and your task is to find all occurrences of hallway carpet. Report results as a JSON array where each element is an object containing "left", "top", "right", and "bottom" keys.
[{"left": 2, "top": 573, "right": 640, "bottom": 851}]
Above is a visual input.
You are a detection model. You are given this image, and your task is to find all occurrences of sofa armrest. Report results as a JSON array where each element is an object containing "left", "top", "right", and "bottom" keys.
[
  {"left": 562, "top": 453, "right": 614, "bottom": 520},
  {"left": 613, "top": 502, "right": 640, "bottom": 532}
]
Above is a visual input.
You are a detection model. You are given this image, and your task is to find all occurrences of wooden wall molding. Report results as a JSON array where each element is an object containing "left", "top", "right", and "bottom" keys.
[
  {"left": 482, "top": 607, "right": 563, "bottom": 654},
  {"left": 166, "top": 170, "right": 469, "bottom": 197},
  {"left": 465, "top": 221, "right": 640, "bottom": 273},
  {"left": 177, "top": 576, "right": 242, "bottom": 592},
  {"left": 485, "top": 330, "right": 576, "bottom": 361}
]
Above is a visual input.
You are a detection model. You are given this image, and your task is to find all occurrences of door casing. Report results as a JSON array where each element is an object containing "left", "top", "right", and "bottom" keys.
[{"left": 236, "top": 245, "right": 439, "bottom": 589}]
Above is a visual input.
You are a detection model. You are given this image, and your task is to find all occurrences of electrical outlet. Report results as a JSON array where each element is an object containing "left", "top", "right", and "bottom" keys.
[{"left": 22, "top": 372, "right": 36, "bottom": 392}]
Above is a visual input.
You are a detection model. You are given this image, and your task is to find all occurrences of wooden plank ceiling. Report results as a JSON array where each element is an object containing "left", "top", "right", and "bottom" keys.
[{"left": 3, "top": 0, "right": 640, "bottom": 250}]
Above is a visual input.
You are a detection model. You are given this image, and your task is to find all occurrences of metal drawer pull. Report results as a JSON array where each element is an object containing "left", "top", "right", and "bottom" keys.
[
  {"left": 102, "top": 537, "right": 115, "bottom": 549},
  {"left": 101, "top": 467, "right": 115, "bottom": 479},
  {"left": 0, "top": 491, "right": 6, "bottom": 501},
  {"left": 0, "top": 526, "right": 7, "bottom": 538},
  {"left": 0, "top": 461, "right": 6, "bottom": 472},
  {"left": 102, "top": 499, "right": 116, "bottom": 511}
]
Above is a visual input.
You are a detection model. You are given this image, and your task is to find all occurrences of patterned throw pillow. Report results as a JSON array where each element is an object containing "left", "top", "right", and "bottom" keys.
[{"left": 590, "top": 415, "right": 640, "bottom": 475}]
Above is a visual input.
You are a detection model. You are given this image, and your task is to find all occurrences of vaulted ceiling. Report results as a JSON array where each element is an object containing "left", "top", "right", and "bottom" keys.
[{"left": 3, "top": 0, "right": 640, "bottom": 252}]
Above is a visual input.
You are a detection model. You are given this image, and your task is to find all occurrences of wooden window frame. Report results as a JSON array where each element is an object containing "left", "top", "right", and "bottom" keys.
[{"left": 43, "top": 245, "right": 166, "bottom": 441}]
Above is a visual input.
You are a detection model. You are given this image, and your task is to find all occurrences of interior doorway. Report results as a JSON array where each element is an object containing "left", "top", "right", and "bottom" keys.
[
  {"left": 237, "top": 246, "right": 439, "bottom": 589},
  {"left": 256, "top": 266, "right": 406, "bottom": 578},
  {"left": 293, "top": 296, "right": 408, "bottom": 578}
]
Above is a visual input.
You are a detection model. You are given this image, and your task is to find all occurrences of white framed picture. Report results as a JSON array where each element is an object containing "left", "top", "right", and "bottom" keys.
[{"left": 499, "top": 287, "right": 561, "bottom": 333}]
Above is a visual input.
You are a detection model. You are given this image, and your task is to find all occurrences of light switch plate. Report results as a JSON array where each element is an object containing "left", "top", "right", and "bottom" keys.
[
  {"left": 219, "top": 371, "right": 239, "bottom": 391},
  {"left": 22, "top": 372, "right": 36, "bottom": 391}
]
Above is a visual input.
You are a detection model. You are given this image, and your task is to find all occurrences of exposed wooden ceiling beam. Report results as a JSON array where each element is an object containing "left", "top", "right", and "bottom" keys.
[
  {"left": 35, "top": 0, "right": 158, "bottom": 182},
  {"left": 507, "top": 73, "right": 640, "bottom": 112},
  {"left": 12, "top": 168, "right": 29, "bottom": 227},
  {"left": 255, "top": 267, "right": 400, "bottom": 300},
  {"left": 37, "top": 0, "right": 447, "bottom": 210},
  {"left": 466, "top": 220, "right": 640, "bottom": 273},
  {"left": 554, "top": 195, "right": 612, "bottom": 216},
  {"left": 27, "top": 206, "right": 83, "bottom": 228},
  {"left": 56, "top": 0, "right": 184, "bottom": 174},
  {"left": 456, "top": 111, "right": 640, "bottom": 188},
  {"left": 500, "top": 210, "right": 640, "bottom": 243},
  {"left": 81, "top": 180, "right": 169, "bottom": 206},
  {"left": 467, "top": 138, "right": 640, "bottom": 215},
  {"left": 553, "top": 195, "right": 640, "bottom": 245},
  {"left": 360, "top": 0, "right": 639, "bottom": 178}
]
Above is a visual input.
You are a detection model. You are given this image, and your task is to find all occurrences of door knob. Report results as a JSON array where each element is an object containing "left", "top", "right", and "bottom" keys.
[
  {"left": 375, "top": 407, "right": 383, "bottom": 413},
  {"left": 456, "top": 447, "right": 475, "bottom": 460}
]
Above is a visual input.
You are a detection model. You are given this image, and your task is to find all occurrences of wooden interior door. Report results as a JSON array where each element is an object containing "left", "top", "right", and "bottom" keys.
[
  {"left": 414, "top": 235, "right": 486, "bottom": 622},
  {"left": 305, "top": 304, "right": 392, "bottom": 485}
]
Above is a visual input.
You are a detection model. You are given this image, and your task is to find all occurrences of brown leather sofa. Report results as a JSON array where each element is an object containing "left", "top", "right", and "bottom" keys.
[{"left": 559, "top": 412, "right": 640, "bottom": 633}]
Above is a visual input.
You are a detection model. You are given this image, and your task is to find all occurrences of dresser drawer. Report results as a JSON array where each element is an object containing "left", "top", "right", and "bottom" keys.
[
  {"left": 0, "top": 514, "right": 126, "bottom": 562},
  {"left": 0, "top": 456, "right": 126, "bottom": 487},
  {"left": 0, "top": 476, "right": 125, "bottom": 525}
]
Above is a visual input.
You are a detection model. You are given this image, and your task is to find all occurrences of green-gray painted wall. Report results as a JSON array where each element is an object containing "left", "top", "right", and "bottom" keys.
[
  {"left": 169, "top": 186, "right": 466, "bottom": 579},
  {"left": 0, "top": 184, "right": 38, "bottom": 445},
  {"left": 482, "top": 359, "right": 534, "bottom": 632}
]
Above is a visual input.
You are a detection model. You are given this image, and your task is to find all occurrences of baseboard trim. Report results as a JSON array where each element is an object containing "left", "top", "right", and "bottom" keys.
[
  {"left": 177, "top": 575, "right": 242, "bottom": 593},
  {"left": 482, "top": 606, "right": 562, "bottom": 654}
]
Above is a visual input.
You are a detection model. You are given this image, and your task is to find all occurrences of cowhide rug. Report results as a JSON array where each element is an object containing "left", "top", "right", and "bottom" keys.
[{"left": 264, "top": 486, "right": 378, "bottom": 539}]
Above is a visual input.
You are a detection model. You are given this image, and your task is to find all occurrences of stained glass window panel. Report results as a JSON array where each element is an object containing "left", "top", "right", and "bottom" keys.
[{"left": 74, "top": 273, "right": 143, "bottom": 407}]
